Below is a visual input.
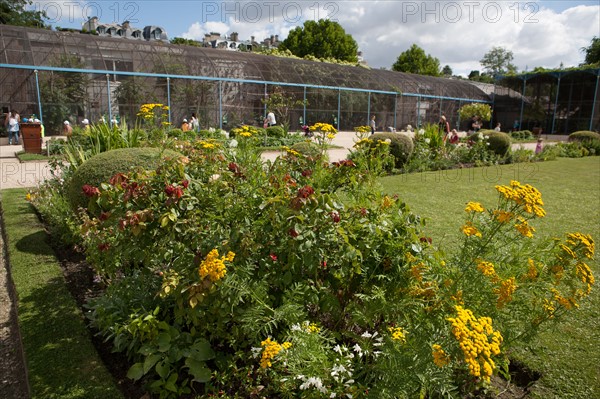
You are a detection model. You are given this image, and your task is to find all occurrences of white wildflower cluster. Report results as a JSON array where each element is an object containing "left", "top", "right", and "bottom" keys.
[
  {"left": 250, "top": 346, "right": 262, "bottom": 359},
  {"left": 297, "top": 375, "right": 327, "bottom": 394},
  {"left": 356, "top": 330, "right": 384, "bottom": 359}
]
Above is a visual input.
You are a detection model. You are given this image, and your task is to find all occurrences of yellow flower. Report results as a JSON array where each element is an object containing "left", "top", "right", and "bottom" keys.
[
  {"left": 515, "top": 218, "right": 535, "bottom": 238},
  {"left": 447, "top": 306, "right": 502, "bottom": 382},
  {"left": 198, "top": 249, "right": 235, "bottom": 282},
  {"left": 260, "top": 337, "right": 291, "bottom": 368},
  {"left": 495, "top": 181, "right": 545, "bottom": 217},
  {"left": 25, "top": 192, "right": 32, "bottom": 201},
  {"left": 477, "top": 260, "right": 497, "bottom": 278},
  {"left": 494, "top": 277, "right": 517, "bottom": 308},
  {"left": 432, "top": 344, "right": 450, "bottom": 367},
  {"left": 493, "top": 210, "right": 514, "bottom": 224},
  {"left": 526, "top": 259, "right": 539, "bottom": 280},
  {"left": 462, "top": 221, "right": 482, "bottom": 238},
  {"left": 388, "top": 326, "right": 407, "bottom": 343},
  {"left": 465, "top": 202, "right": 485, "bottom": 213},
  {"left": 566, "top": 233, "right": 595, "bottom": 259}
]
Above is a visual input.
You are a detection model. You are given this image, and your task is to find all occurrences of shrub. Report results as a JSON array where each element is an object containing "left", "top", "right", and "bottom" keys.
[
  {"left": 370, "top": 132, "right": 414, "bottom": 168},
  {"left": 290, "top": 141, "right": 321, "bottom": 158},
  {"left": 568, "top": 131, "right": 600, "bottom": 142},
  {"left": 471, "top": 130, "right": 512, "bottom": 156},
  {"left": 266, "top": 125, "right": 286, "bottom": 138},
  {"left": 510, "top": 130, "right": 533, "bottom": 140},
  {"left": 65, "top": 147, "right": 181, "bottom": 210}
]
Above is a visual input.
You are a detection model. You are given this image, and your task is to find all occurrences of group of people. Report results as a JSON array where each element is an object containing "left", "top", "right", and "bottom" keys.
[
  {"left": 180, "top": 113, "right": 200, "bottom": 132},
  {"left": 3, "top": 110, "right": 46, "bottom": 145}
]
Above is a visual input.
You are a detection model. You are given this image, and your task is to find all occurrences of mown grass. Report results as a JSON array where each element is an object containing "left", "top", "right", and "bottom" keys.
[
  {"left": 381, "top": 156, "right": 600, "bottom": 398},
  {"left": 0, "top": 188, "right": 123, "bottom": 399}
]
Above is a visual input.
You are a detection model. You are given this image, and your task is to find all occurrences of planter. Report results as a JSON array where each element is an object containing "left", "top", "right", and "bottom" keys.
[{"left": 21, "top": 123, "right": 43, "bottom": 154}]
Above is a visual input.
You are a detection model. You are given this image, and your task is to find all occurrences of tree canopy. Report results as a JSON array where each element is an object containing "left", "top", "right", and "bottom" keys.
[
  {"left": 581, "top": 37, "right": 600, "bottom": 66},
  {"left": 279, "top": 19, "right": 358, "bottom": 63},
  {"left": 442, "top": 65, "right": 453, "bottom": 76},
  {"left": 392, "top": 44, "right": 440, "bottom": 76},
  {"left": 480, "top": 46, "right": 517, "bottom": 77},
  {"left": 0, "top": 0, "right": 46, "bottom": 28}
]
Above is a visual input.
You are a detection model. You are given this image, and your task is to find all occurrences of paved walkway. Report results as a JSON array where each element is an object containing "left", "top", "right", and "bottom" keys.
[{"left": 0, "top": 133, "right": 566, "bottom": 190}]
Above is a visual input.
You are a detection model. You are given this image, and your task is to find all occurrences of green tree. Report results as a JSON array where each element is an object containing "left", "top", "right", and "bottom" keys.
[
  {"left": 468, "top": 70, "right": 494, "bottom": 83},
  {"left": 262, "top": 88, "right": 307, "bottom": 132},
  {"left": 391, "top": 44, "right": 441, "bottom": 76},
  {"left": 279, "top": 19, "right": 358, "bottom": 62},
  {"left": 0, "top": 0, "right": 46, "bottom": 27},
  {"left": 581, "top": 36, "right": 600, "bottom": 65},
  {"left": 442, "top": 65, "right": 453, "bottom": 76},
  {"left": 480, "top": 46, "right": 517, "bottom": 77}
]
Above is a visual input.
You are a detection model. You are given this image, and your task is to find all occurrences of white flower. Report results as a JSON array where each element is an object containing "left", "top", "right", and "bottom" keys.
[
  {"left": 361, "top": 331, "right": 373, "bottom": 338},
  {"left": 250, "top": 347, "right": 262, "bottom": 359},
  {"left": 418, "top": 129, "right": 425, "bottom": 135},
  {"left": 425, "top": 138, "right": 431, "bottom": 144},
  {"left": 330, "top": 394, "right": 337, "bottom": 398},
  {"left": 352, "top": 344, "right": 363, "bottom": 357},
  {"left": 291, "top": 323, "right": 302, "bottom": 332},
  {"left": 333, "top": 345, "right": 343, "bottom": 355},
  {"left": 229, "top": 139, "right": 238, "bottom": 148},
  {"left": 209, "top": 127, "right": 215, "bottom": 133},
  {"left": 299, "top": 376, "right": 327, "bottom": 393}
]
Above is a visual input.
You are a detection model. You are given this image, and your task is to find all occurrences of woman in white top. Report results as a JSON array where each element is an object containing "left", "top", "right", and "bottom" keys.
[{"left": 5, "top": 110, "right": 20, "bottom": 145}]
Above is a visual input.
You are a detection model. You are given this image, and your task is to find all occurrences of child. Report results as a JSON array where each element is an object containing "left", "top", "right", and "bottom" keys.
[{"left": 535, "top": 137, "right": 543, "bottom": 154}]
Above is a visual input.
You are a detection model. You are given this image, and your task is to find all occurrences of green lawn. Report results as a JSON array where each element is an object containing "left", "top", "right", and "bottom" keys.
[
  {"left": 0, "top": 189, "right": 123, "bottom": 399},
  {"left": 381, "top": 157, "right": 600, "bottom": 398}
]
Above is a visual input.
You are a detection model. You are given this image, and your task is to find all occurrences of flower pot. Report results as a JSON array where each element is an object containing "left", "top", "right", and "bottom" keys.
[{"left": 21, "top": 123, "right": 43, "bottom": 154}]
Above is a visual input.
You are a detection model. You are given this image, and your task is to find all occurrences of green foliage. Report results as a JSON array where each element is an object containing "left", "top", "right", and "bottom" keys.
[
  {"left": 39, "top": 55, "right": 89, "bottom": 134},
  {"left": 265, "top": 125, "right": 286, "bottom": 138},
  {"left": 279, "top": 19, "right": 359, "bottom": 62},
  {"left": 581, "top": 36, "right": 600, "bottom": 66},
  {"left": 262, "top": 89, "right": 308, "bottom": 131},
  {"left": 370, "top": 132, "right": 414, "bottom": 168},
  {"left": 392, "top": 44, "right": 441, "bottom": 76},
  {"left": 0, "top": 0, "right": 47, "bottom": 27},
  {"left": 568, "top": 130, "right": 600, "bottom": 142},
  {"left": 170, "top": 37, "right": 201, "bottom": 47},
  {"left": 479, "top": 130, "right": 512, "bottom": 156},
  {"left": 458, "top": 103, "right": 492, "bottom": 122},
  {"left": 66, "top": 147, "right": 181, "bottom": 210},
  {"left": 510, "top": 130, "right": 534, "bottom": 140},
  {"left": 480, "top": 46, "right": 517, "bottom": 76},
  {"left": 568, "top": 131, "right": 600, "bottom": 156},
  {"left": 290, "top": 141, "right": 322, "bottom": 158}
]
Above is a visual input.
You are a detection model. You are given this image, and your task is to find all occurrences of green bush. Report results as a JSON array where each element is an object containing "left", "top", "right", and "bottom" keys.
[
  {"left": 266, "top": 125, "right": 286, "bottom": 138},
  {"left": 471, "top": 130, "right": 512, "bottom": 156},
  {"left": 510, "top": 130, "right": 533, "bottom": 140},
  {"left": 290, "top": 141, "right": 322, "bottom": 158},
  {"left": 66, "top": 147, "right": 181, "bottom": 210},
  {"left": 568, "top": 131, "right": 600, "bottom": 142},
  {"left": 370, "top": 132, "right": 414, "bottom": 168}
]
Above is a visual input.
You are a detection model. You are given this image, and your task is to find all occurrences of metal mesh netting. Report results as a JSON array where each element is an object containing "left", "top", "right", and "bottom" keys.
[{"left": 3, "top": 24, "right": 497, "bottom": 134}]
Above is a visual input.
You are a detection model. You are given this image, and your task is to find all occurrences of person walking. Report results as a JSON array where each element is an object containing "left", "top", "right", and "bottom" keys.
[
  {"left": 370, "top": 115, "right": 376, "bottom": 135},
  {"left": 190, "top": 113, "right": 199, "bottom": 132},
  {"left": 266, "top": 110, "right": 276, "bottom": 127},
  {"left": 5, "top": 110, "right": 20, "bottom": 145}
]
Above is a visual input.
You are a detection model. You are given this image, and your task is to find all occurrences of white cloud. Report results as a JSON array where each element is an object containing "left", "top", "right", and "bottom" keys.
[{"left": 175, "top": 1, "right": 599, "bottom": 76}]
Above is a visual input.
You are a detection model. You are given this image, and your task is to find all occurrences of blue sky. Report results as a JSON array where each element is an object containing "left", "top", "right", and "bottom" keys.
[{"left": 32, "top": 1, "right": 600, "bottom": 76}]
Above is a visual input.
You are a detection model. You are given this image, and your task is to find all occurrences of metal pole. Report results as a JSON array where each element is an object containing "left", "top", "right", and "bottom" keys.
[
  {"left": 590, "top": 74, "right": 600, "bottom": 131},
  {"left": 519, "top": 78, "right": 527, "bottom": 131},
  {"left": 417, "top": 96, "right": 421, "bottom": 128},
  {"left": 166, "top": 77, "right": 171, "bottom": 125},
  {"left": 337, "top": 89, "right": 341, "bottom": 130},
  {"left": 367, "top": 91, "right": 371, "bottom": 125},
  {"left": 106, "top": 74, "right": 113, "bottom": 128},
  {"left": 551, "top": 76, "right": 561, "bottom": 134},
  {"left": 303, "top": 86, "right": 307, "bottom": 126},
  {"left": 490, "top": 80, "right": 496, "bottom": 129},
  {"left": 34, "top": 70, "right": 43, "bottom": 123},
  {"left": 264, "top": 83, "right": 267, "bottom": 118},
  {"left": 219, "top": 80, "right": 223, "bottom": 130},
  {"left": 394, "top": 93, "right": 398, "bottom": 130},
  {"left": 457, "top": 100, "right": 461, "bottom": 131}
]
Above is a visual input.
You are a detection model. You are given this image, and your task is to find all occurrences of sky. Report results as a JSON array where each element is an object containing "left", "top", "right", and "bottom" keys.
[{"left": 30, "top": 1, "right": 600, "bottom": 77}]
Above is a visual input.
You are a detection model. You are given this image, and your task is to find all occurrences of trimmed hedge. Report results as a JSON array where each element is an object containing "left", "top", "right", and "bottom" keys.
[
  {"left": 471, "top": 130, "right": 512, "bottom": 156},
  {"left": 510, "top": 130, "right": 534, "bottom": 140},
  {"left": 569, "top": 131, "right": 600, "bottom": 142},
  {"left": 66, "top": 147, "right": 181, "bottom": 209},
  {"left": 371, "top": 132, "right": 414, "bottom": 168},
  {"left": 266, "top": 125, "right": 286, "bottom": 138}
]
